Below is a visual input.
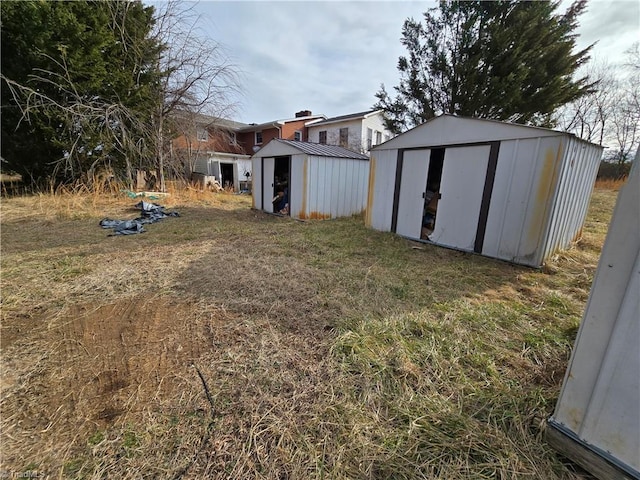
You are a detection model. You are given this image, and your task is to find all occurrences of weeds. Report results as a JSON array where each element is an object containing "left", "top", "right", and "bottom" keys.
[{"left": 0, "top": 187, "right": 616, "bottom": 478}]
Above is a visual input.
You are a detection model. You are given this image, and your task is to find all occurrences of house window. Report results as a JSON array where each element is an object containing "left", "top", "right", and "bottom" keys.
[
  {"left": 339, "top": 127, "right": 349, "bottom": 148},
  {"left": 366, "top": 128, "right": 373, "bottom": 150},
  {"left": 294, "top": 130, "right": 302, "bottom": 141},
  {"left": 319, "top": 130, "right": 327, "bottom": 144},
  {"left": 376, "top": 131, "right": 382, "bottom": 145},
  {"left": 196, "top": 127, "right": 209, "bottom": 142},
  {"left": 229, "top": 131, "right": 237, "bottom": 145},
  {"left": 255, "top": 131, "right": 263, "bottom": 144}
]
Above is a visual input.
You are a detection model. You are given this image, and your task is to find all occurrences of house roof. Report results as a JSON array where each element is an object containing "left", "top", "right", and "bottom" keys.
[
  {"left": 172, "top": 110, "right": 248, "bottom": 130},
  {"left": 305, "top": 109, "right": 382, "bottom": 127},
  {"left": 238, "top": 114, "right": 327, "bottom": 132},
  {"left": 253, "top": 139, "right": 369, "bottom": 160}
]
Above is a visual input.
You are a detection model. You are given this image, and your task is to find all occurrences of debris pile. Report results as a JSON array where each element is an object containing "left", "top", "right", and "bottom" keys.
[{"left": 99, "top": 201, "right": 180, "bottom": 236}]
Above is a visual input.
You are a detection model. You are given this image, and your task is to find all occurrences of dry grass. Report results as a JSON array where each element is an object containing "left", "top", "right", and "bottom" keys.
[
  {"left": 594, "top": 176, "right": 626, "bottom": 191},
  {"left": 0, "top": 187, "right": 618, "bottom": 479}
]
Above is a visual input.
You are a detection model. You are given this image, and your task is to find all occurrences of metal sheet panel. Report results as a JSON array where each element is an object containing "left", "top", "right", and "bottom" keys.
[
  {"left": 301, "top": 156, "right": 369, "bottom": 220},
  {"left": 290, "top": 154, "right": 305, "bottom": 218},
  {"left": 512, "top": 136, "right": 564, "bottom": 266},
  {"left": 430, "top": 145, "right": 490, "bottom": 250},
  {"left": 552, "top": 163, "right": 640, "bottom": 473},
  {"left": 481, "top": 139, "right": 522, "bottom": 259},
  {"left": 373, "top": 114, "right": 559, "bottom": 151},
  {"left": 251, "top": 157, "right": 262, "bottom": 210},
  {"left": 542, "top": 139, "right": 602, "bottom": 263},
  {"left": 262, "top": 157, "right": 275, "bottom": 213},
  {"left": 396, "top": 149, "right": 431, "bottom": 239},
  {"left": 366, "top": 151, "right": 398, "bottom": 231}
]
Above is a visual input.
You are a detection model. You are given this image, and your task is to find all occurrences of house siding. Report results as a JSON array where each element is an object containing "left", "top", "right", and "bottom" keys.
[
  {"left": 308, "top": 112, "right": 390, "bottom": 153},
  {"left": 237, "top": 127, "right": 280, "bottom": 155}
]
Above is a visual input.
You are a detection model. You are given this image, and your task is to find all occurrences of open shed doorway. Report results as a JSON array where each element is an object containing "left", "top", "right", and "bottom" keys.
[
  {"left": 273, "top": 156, "right": 290, "bottom": 215},
  {"left": 221, "top": 163, "right": 234, "bottom": 190},
  {"left": 421, "top": 148, "right": 444, "bottom": 239}
]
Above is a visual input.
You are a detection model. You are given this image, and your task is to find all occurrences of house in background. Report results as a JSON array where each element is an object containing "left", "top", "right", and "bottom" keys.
[
  {"left": 171, "top": 108, "right": 391, "bottom": 192},
  {"left": 171, "top": 111, "right": 252, "bottom": 191},
  {"left": 306, "top": 109, "right": 393, "bottom": 154},
  {"left": 236, "top": 110, "right": 327, "bottom": 156}
]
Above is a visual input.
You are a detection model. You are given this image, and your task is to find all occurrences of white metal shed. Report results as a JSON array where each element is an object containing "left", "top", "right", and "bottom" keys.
[
  {"left": 366, "top": 115, "right": 604, "bottom": 267},
  {"left": 251, "top": 139, "right": 369, "bottom": 220},
  {"left": 548, "top": 157, "right": 639, "bottom": 480}
]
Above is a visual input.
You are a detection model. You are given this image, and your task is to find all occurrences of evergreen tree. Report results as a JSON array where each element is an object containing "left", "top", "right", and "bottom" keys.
[
  {"left": 1, "top": 1, "right": 161, "bottom": 185},
  {"left": 375, "top": 0, "right": 593, "bottom": 133}
]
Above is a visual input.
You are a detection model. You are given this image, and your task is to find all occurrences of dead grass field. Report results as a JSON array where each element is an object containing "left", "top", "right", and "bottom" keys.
[{"left": 0, "top": 184, "right": 621, "bottom": 479}]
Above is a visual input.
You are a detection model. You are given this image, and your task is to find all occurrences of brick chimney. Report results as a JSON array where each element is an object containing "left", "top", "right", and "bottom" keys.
[{"left": 295, "top": 110, "right": 312, "bottom": 118}]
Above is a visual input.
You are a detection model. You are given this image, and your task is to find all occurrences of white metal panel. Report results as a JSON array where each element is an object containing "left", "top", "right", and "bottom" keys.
[
  {"left": 358, "top": 161, "right": 370, "bottom": 214},
  {"left": 481, "top": 139, "right": 519, "bottom": 259},
  {"left": 579, "top": 251, "right": 639, "bottom": 468},
  {"left": 366, "top": 151, "right": 398, "bottom": 231},
  {"left": 542, "top": 139, "right": 602, "bottom": 262},
  {"left": 344, "top": 160, "right": 355, "bottom": 217},
  {"left": 327, "top": 158, "right": 340, "bottom": 218},
  {"left": 552, "top": 162, "right": 640, "bottom": 473},
  {"left": 512, "top": 136, "right": 564, "bottom": 266},
  {"left": 396, "top": 149, "right": 431, "bottom": 239},
  {"left": 290, "top": 154, "right": 304, "bottom": 218},
  {"left": 373, "top": 115, "right": 559, "bottom": 151},
  {"left": 262, "top": 157, "right": 275, "bottom": 213},
  {"left": 301, "top": 156, "right": 369, "bottom": 219},
  {"left": 251, "top": 157, "right": 262, "bottom": 210},
  {"left": 430, "top": 145, "right": 490, "bottom": 250}
]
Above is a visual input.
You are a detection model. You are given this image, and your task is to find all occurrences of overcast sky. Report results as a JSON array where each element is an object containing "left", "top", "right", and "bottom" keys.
[{"left": 186, "top": 0, "right": 640, "bottom": 124}]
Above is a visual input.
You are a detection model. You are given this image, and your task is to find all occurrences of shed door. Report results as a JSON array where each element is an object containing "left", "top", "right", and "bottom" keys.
[
  {"left": 396, "top": 149, "right": 430, "bottom": 239},
  {"left": 262, "top": 157, "right": 275, "bottom": 213},
  {"left": 430, "top": 145, "right": 491, "bottom": 250}
]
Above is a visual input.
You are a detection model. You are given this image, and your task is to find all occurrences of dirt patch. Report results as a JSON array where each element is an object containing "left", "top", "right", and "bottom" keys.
[{"left": 0, "top": 295, "right": 227, "bottom": 468}]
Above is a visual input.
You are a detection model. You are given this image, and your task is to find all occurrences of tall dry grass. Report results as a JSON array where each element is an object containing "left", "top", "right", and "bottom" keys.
[
  {"left": 594, "top": 176, "right": 627, "bottom": 190},
  {"left": 0, "top": 186, "right": 618, "bottom": 479}
]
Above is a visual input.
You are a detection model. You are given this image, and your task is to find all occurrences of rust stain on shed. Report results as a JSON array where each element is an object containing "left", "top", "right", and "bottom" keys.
[
  {"left": 365, "top": 156, "right": 376, "bottom": 227},
  {"left": 528, "top": 142, "right": 563, "bottom": 243},
  {"left": 308, "top": 211, "right": 331, "bottom": 220},
  {"left": 298, "top": 157, "right": 308, "bottom": 220}
]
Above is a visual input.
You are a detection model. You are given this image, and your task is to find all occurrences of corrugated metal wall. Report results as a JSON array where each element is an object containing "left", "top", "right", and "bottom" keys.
[
  {"left": 251, "top": 157, "right": 262, "bottom": 210},
  {"left": 365, "top": 149, "right": 398, "bottom": 231},
  {"left": 302, "top": 156, "right": 369, "bottom": 220},
  {"left": 550, "top": 163, "right": 639, "bottom": 477},
  {"left": 253, "top": 154, "right": 369, "bottom": 220},
  {"left": 541, "top": 138, "right": 603, "bottom": 263},
  {"left": 367, "top": 130, "right": 603, "bottom": 267},
  {"left": 483, "top": 136, "right": 564, "bottom": 266}
]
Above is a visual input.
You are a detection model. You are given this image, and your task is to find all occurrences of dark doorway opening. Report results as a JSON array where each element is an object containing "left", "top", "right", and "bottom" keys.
[
  {"left": 421, "top": 148, "right": 445, "bottom": 239},
  {"left": 221, "top": 163, "right": 234, "bottom": 190},
  {"left": 273, "top": 156, "right": 290, "bottom": 215}
]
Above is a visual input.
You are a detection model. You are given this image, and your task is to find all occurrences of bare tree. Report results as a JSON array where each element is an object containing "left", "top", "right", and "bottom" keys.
[
  {"left": 557, "top": 45, "right": 640, "bottom": 174},
  {"left": 1, "top": 56, "right": 152, "bottom": 189},
  {"left": 603, "top": 44, "right": 639, "bottom": 167},
  {"left": 555, "top": 60, "right": 617, "bottom": 145},
  {"left": 150, "top": 1, "right": 240, "bottom": 191}
]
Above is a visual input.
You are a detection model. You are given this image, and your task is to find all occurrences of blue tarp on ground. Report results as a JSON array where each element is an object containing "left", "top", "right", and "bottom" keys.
[{"left": 99, "top": 201, "right": 180, "bottom": 236}]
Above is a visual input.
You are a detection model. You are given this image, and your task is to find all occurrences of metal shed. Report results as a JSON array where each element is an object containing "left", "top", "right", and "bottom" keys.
[
  {"left": 548, "top": 157, "right": 639, "bottom": 480},
  {"left": 251, "top": 139, "right": 369, "bottom": 220},
  {"left": 365, "top": 114, "right": 604, "bottom": 267}
]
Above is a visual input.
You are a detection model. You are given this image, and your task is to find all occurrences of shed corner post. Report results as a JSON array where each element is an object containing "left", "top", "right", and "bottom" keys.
[{"left": 390, "top": 149, "right": 404, "bottom": 233}]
